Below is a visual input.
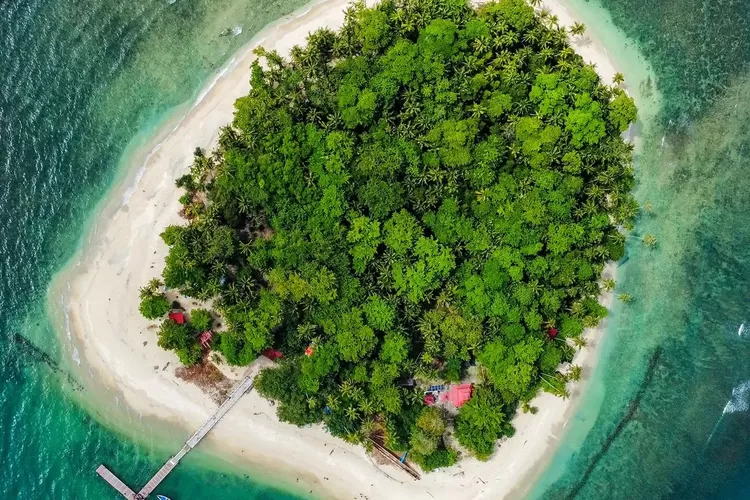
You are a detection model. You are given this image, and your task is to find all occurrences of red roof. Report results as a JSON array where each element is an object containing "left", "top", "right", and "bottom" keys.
[
  {"left": 547, "top": 327, "right": 559, "bottom": 339},
  {"left": 439, "top": 384, "right": 473, "bottom": 407},
  {"left": 168, "top": 311, "right": 185, "bottom": 324},
  {"left": 424, "top": 393, "right": 436, "bottom": 406},
  {"left": 199, "top": 331, "right": 213, "bottom": 348},
  {"left": 305, "top": 345, "right": 314, "bottom": 357},
  {"left": 262, "top": 348, "right": 284, "bottom": 361}
]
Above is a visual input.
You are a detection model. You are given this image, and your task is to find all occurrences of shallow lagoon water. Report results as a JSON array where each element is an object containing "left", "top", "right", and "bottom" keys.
[
  {"left": 532, "top": 0, "right": 750, "bottom": 498},
  {"left": 0, "top": 0, "right": 309, "bottom": 497}
]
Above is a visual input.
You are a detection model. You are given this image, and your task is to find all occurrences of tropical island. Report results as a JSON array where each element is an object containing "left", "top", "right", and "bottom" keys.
[{"left": 136, "top": 0, "right": 637, "bottom": 473}]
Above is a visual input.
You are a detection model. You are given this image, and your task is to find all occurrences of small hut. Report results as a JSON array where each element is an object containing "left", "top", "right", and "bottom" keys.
[
  {"left": 199, "top": 331, "right": 213, "bottom": 349},
  {"left": 439, "top": 383, "right": 474, "bottom": 407},
  {"left": 262, "top": 348, "right": 284, "bottom": 361},
  {"left": 168, "top": 310, "right": 185, "bottom": 324}
]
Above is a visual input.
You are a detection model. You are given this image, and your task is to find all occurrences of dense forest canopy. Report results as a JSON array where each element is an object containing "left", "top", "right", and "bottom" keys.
[{"left": 142, "top": 0, "right": 637, "bottom": 470}]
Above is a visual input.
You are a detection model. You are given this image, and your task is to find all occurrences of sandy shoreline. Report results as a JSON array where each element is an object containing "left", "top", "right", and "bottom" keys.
[{"left": 50, "top": 0, "right": 628, "bottom": 498}]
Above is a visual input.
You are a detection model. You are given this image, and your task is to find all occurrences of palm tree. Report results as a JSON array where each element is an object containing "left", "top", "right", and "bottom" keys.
[
  {"left": 582, "top": 315, "right": 599, "bottom": 328},
  {"left": 358, "top": 398, "right": 375, "bottom": 416},
  {"left": 297, "top": 323, "right": 317, "bottom": 341},
  {"left": 350, "top": 386, "right": 365, "bottom": 403},
  {"left": 340, "top": 380, "right": 355, "bottom": 399},
  {"left": 147, "top": 278, "right": 163, "bottom": 293},
  {"left": 345, "top": 405, "right": 359, "bottom": 421},
  {"left": 569, "top": 301, "right": 585, "bottom": 317},
  {"left": 601, "top": 278, "right": 616, "bottom": 292},
  {"left": 612, "top": 72, "right": 625, "bottom": 86},
  {"left": 643, "top": 234, "right": 658, "bottom": 248},
  {"left": 203, "top": 280, "right": 221, "bottom": 299},
  {"left": 239, "top": 241, "right": 253, "bottom": 257},
  {"left": 540, "top": 373, "right": 568, "bottom": 398},
  {"left": 539, "top": 47, "right": 555, "bottom": 61},
  {"left": 567, "top": 365, "right": 583, "bottom": 382},
  {"left": 401, "top": 358, "right": 419, "bottom": 378},
  {"left": 608, "top": 231, "right": 626, "bottom": 249},
  {"left": 642, "top": 201, "right": 654, "bottom": 214},
  {"left": 225, "top": 283, "right": 241, "bottom": 304},
  {"left": 326, "top": 394, "right": 340, "bottom": 411},
  {"left": 528, "top": 0, "right": 542, "bottom": 7},
  {"left": 569, "top": 22, "right": 586, "bottom": 37},
  {"left": 559, "top": 46, "right": 576, "bottom": 61},
  {"left": 572, "top": 336, "right": 588, "bottom": 350},
  {"left": 618, "top": 293, "right": 633, "bottom": 304},
  {"left": 237, "top": 195, "right": 252, "bottom": 215},
  {"left": 470, "top": 103, "right": 486, "bottom": 119},
  {"left": 472, "top": 36, "right": 490, "bottom": 54},
  {"left": 211, "top": 261, "right": 226, "bottom": 278}
]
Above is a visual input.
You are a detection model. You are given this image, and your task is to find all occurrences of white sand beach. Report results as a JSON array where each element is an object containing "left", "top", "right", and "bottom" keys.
[{"left": 51, "top": 0, "right": 625, "bottom": 498}]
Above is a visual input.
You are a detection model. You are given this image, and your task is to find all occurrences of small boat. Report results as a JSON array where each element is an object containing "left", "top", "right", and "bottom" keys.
[{"left": 156, "top": 496, "right": 172, "bottom": 500}]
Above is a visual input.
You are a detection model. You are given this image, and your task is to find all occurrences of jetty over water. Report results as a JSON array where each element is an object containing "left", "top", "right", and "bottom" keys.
[{"left": 96, "top": 374, "right": 256, "bottom": 499}]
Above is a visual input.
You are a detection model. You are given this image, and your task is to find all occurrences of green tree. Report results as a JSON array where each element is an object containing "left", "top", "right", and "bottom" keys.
[
  {"left": 567, "top": 364, "right": 583, "bottom": 381},
  {"left": 347, "top": 214, "right": 381, "bottom": 273},
  {"left": 190, "top": 308, "right": 213, "bottom": 332},
  {"left": 643, "top": 234, "right": 658, "bottom": 248},
  {"left": 144, "top": 0, "right": 638, "bottom": 472},
  {"left": 416, "top": 407, "right": 446, "bottom": 437},
  {"left": 569, "top": 22, "right": 586, "bottom": 37},
  {"left": 157, "top": 319, "right": 202, "bottom": 366},
  {"left": 139, "top": 293, "right": 170, "bottom": 320},
  {"left": 455, "top": 387, "right": 506, "bottom": 460}
]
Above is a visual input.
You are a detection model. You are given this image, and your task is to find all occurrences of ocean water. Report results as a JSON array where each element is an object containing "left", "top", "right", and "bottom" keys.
[
  {"left": 4, "top": 0, "right": 750, "bottom": 498},
  {"left": 0, "top": 0, "right": 310, "bottom": 498},
  {"left": 530, "top": 0, "right": 750, "bottom": 498}
]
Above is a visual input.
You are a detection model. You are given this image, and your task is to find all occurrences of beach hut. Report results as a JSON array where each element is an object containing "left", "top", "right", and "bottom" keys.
[
  {"left": 440, "top": 383, "right": 474, "bottom": 407},
  {"left": 199, "top": 330, "right": 213, "bottom": 349},
  {"left": 262, "top": 348, "right": 284, "bottom": 361},
  {"left": 168, "top": 310, "right": 185, "bottom": 325}
]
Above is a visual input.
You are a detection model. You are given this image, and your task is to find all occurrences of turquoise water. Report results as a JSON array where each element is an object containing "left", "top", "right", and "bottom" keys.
[
  {"left": 4, "top": 0, "right": 750, "bottom": 498},
  {"left": 0, "top": 0, "right": 310, "bottom": 497},
  {"left": 531, "top": 0, "right": 750, "bottom": 498}
]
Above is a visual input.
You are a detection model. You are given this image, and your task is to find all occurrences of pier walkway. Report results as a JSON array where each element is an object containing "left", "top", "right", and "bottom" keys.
[{"left": 96, "top": 372, "right": 257, "bottom": 499}]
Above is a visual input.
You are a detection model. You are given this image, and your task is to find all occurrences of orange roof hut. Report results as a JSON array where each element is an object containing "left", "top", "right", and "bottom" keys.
[{"left": 439, "top": 383, "right": 474, "bottom": 407}]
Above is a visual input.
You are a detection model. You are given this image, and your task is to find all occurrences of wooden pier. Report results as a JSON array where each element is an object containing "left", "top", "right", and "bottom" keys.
[{"left": 97, "top": 373, "right": 256, "bottom": 499}]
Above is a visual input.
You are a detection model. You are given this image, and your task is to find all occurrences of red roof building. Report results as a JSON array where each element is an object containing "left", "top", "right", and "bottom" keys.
[
  {"left": 547, "top": 327, "right": 559, "bottom": 339},
  {"left": 262, "top": 348, "right": 284, "bottom": 361},
  {"left": 199, "top": 331, "right": 213, "bottom": 349},
  {"left": 439, "top": 383, "right": 474, "bottom": 407},
  {"left": 424, "top": 393, "right": 436, "bottom": 406},
  {"left": 168, "top": 311, "right": 185, "bottom": 324}
]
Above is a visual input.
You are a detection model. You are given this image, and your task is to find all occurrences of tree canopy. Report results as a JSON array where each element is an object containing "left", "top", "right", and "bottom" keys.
[{"left": 144, "top": 0, "right": 637, "bottom": 469}]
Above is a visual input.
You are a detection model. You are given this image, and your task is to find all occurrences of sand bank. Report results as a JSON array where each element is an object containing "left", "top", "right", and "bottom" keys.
[{"left": 51, "top": 0, "right": 626, "bottom": 498}]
